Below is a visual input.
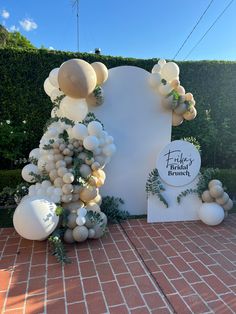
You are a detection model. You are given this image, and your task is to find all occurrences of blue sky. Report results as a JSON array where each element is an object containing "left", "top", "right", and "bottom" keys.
[{"left": 1, "top": 0, "right": 236, "bottom": 61}]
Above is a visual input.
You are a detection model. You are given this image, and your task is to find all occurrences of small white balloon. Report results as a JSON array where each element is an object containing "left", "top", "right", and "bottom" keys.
[
  {"left": 41, "top": 180, "right": 52, "bottom": 189},
  {"left": 76, "top": 216, "right": 86, "bottom": 226},
  {"left": 77, "top": 207, "right": 87, "bottom": 217},
  {"left": 87, "top": 121, "right": 103, "bottom": 136},
  {"left": 29, "top": 148, "right": 40, "bottom": 160},
  {"left": 83, "top": 136, "right": 99, "bottom": 151},
  {"left": 158, "top": 83, "right": 172, "bottom": 96},
  {"left": 72, "top": 123, "right": 88, "bottom": 140}
]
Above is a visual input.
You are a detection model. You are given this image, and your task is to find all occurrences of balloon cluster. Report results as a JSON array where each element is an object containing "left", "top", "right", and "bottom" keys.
[
  {"left": 44, "top": 59, "right": 108, "bottom": 120},
  {"left": 149, "top": 59, "right": 197, "bottom": 126},
  {"left": 14, "top": 58, "right": 115, "bottom": 243},
  {"left": 201, "top": 179, "right": 233, "bottom": 211}
]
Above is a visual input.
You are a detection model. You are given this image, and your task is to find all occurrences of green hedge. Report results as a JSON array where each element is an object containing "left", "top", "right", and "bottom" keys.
[
  {"left": 0, "top": 169, "right": 22, "bottom": 190},
  {"left": 0, "top": 48, "right": 235, "bottom": 169}
]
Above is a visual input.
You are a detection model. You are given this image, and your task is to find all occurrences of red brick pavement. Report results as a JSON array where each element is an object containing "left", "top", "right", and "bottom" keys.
[{"left": 0, "top": 214, "right": 236, "bottom": 313}]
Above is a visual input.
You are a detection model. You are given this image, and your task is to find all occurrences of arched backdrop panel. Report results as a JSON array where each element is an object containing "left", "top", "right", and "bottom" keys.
[{"left": 91, "top": 66, "right": 172, "bottom": 215}]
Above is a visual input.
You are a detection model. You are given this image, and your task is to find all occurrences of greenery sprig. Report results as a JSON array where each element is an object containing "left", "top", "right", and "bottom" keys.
[
  {"left": 146, "top": 168, "right": 168, "bottom": 207},
  {"left": 177, "top": 168, "right": 219, "bottom": 203},
  {"left": 100, "top": 196, "right": 129, "bottom": 223},
  {"left": 29, "top": 171, "right": 50, "bottom": 183},
  {"left": 52, "top": 94, "right": 65, "bottom": 109},
  {"left": 82, "top": 112, "right": 104, "bottom": 128},
  {"left": 48, "top": 230, "right": 70, "bottom": 264}
]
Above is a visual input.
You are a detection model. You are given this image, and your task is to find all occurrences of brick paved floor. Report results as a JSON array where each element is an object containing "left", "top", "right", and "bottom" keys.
[{"left": 1, "top": 215, "right": 236, "bottom": 313}]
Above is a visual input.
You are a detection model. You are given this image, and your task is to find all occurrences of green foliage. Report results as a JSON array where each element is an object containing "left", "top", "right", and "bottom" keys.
[
  {"left": 182, "top": 137, "right": 201, "bottom": 153},
  {"left": 100, "top": 196, "right": 129, "bottom": 223},
  {"left": 48, "top": 230, "right": 71, "bottom": 264},
  {"left": 177, "top": 168, "right": 219, "bottom": 203},
  {"left": 146, "top": 169, "right": 168, "bottom": 207},
  {"left": 0, "top": 187, "right": 15, "bottom": 206},
  {"left": 0, "top": 47, "right": 235, "bottom": 169}
]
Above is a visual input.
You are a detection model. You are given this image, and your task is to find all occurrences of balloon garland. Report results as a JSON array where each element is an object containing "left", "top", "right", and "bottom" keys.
[
  {"left": 13, "top": 59, "right": 115, "bottom": 246},
  {"left": 149, "top": 59, "right": 197, "bottom": 126}
]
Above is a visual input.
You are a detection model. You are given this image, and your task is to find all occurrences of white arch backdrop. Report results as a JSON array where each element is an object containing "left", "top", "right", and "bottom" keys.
[{"left": 91, "top": 66, "right": 172, "bottom": 215}]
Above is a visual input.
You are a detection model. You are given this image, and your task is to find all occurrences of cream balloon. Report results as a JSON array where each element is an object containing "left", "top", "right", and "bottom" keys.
[
  {"left": 64, "top": 229, "right": 75, "bottom": 243},
  {"left": 73, "top": 226, "right": 88, "bottom": 242},
  {"left": 72, "top": 123, "right": 88, "bottom": 140},
  {"left": 86, "top": 87, "right": 104, "bottom": 107},
  {"left": 87, "top": 121, "right": 103, "bottom": 136},
  {"left": 83, "top": 136, "right": 99, "bottom": 151},
  {"left": 49, "top": 68, "right": 60, "bottom": 88},
  {"left": 202, "top": 190, "right": 214, "bottom": 203},
  {"left": 151, "top": 64, "right": 161, "bottom": 73},
  {"left": 60, "top": 96, "right": 88, "bottom": 121},
  {"left": 13, "top": 196, "right": 59, "bottom": 240},
  {"left": 216, "top": 192, "right": 229, "bottom": 205},
  {"left": 183, "top": 107, "right": 197, "bottom": 121},
  {"left": 161, "top": 62, "right": 179, "bottom": 82},
  {"left": 43, "top": 78, "right": 55, "bottom": 97},
  {"left": 91, "top": 62, "right": 108, "bottom": 85},
  {"left": 223, "top": 199, "right": 233, "bottom": 211},
  {"left": 58, "top": 59, "right": 97, "bottom": 99},
  {"left": 29, "top": 148, "right": 40, "bottom": 160}
]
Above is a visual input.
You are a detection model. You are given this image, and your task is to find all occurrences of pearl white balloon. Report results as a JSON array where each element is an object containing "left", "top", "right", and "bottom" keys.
[
  {"left": 47, "top": 186, "right": 55, "bottom": 195},
  {"left": 29, "top": 148, "right": 40, "bottom": 160},
  {"left": 83, "top": 136, "right": 99, "bottom": 151},
  {"left": 161, "top": 62, "right": 180, "bottom": 82},
  {"left": 63, "top": 173, "right": 74, "bottom": 184},
  {"left": 49, "top": 68, "right": 60, "bottom": 88},
  {"left": 76, "top": 216, "right": 86, "bottom": 226},
  {"left": 44, "top": 78, "right": 56, "bottom": 97},
  {"left": 72, "top": 123, "right": 88, "bottom": 140},
  {"left": 22, "top": 164, "right": 39, "bottom": 183},
  {"left": 13, "top": 196, "right": 59, "bottom": 240},
  {"left": 87, "top": 121, "right": 103, "bottom": 136},
  {"left": 88, "top": 228, "right": 95, "bottom": 238},
  {"left": 60, "top": 96, "right": 88, "bottom": 121},
  {"left": 198, "top": 203, "right": 224, "bottom": 226},
  {"left": 151, "top": 64, "right": 161, "bottom": 73}
]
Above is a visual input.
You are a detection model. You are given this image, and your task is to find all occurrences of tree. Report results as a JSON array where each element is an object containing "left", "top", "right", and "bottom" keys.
[{"left": 0, "top": 24, "right": 35, "bottom": 49}]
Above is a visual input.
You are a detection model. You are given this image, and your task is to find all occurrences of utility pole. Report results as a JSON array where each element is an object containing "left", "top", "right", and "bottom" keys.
[{"left": 72, "top": 0, "right": 79, "bottom": 52}]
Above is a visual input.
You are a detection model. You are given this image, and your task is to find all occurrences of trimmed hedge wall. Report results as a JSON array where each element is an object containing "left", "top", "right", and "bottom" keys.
[{"left": 0, "top": 48, "right": 235, "bottom": 169}]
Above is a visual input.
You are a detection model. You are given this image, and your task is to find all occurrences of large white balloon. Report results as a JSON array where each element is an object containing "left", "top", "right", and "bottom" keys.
[
  {"left": 44, "top": 78, "right": 56, "bottom": 97},
  {"left": 49, "top": 68, "right": 60, "bottom": 88},
  {"left": 198, "top": 203, "right": 224, "bottom": 226},
  {"left": 161, "top": 62, "right": 179, "bottom": 82},
  {"left": 60, "top": 96, "right": 88, "bottom": 121},
  {"left": 149, "top": 73, "right": 162, "bottom": 89},
  {"left": 13, "top": 196, "right": 59, "bottom": 241},
  {"left": 21, "top": 164, "right": 39, "bottom": 183}
]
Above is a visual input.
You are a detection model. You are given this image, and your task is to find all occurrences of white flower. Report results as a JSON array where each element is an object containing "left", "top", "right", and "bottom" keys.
[
  {"left": 22, "top": 120, "right": 27, "bottom": 124},
  {"left": 10, "top": 131, "right": 13, "bottom": 134},
  {"left": 6, "top": 120, "right": 11, "bottom": 124}
]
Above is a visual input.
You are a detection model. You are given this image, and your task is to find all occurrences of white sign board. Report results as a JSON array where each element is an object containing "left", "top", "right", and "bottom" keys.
[
  {"left": 91, "top": 66, "right": 172, "bottom": 215},
  {"left": 157, "top": 140, "right": 201, "bottom": 187}
]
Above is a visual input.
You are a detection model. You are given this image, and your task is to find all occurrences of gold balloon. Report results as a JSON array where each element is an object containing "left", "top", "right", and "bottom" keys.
[
  {"left": 58, "top": 59, "right": 97, "bottom": 99},
  {"left": 79, "top": 186, "right": 98, "bottom": 203},
  {"left": 91, "top": 62, "right": 108, "bottom": 85}
]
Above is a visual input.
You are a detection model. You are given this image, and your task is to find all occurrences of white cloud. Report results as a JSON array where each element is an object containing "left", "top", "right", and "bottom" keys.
[
  {"left": 9, "top": 25, "right": 19, "bottom": 32},
  {"left": 19, "top": 18, "right": 37, "bottom": 31},
  {"left": 1, "top": 9, "right": 10, "bottom": 19},
  {"left": 48, "top": 46, "right": 54, "bottom": 50}
]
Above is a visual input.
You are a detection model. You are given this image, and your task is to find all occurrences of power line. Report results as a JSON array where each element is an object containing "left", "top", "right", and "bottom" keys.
[
  {"left": 173, "top": 0, "right": 214, "bottom": 60},
  {"left": 184, "top": 0, "right": 234, "bottom": 60}
]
